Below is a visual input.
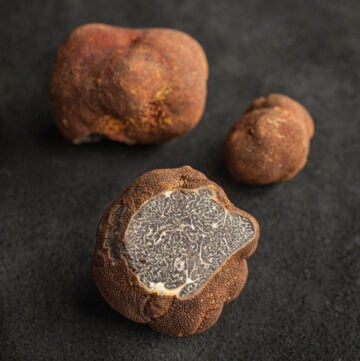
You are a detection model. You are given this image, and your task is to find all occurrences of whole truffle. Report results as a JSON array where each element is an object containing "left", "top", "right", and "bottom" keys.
[
  {"left": 226, "top": 94, "right": 314, "bottom": 185},
  {"left": 93, "top": 166, "right": 259, "bottom": 336},
  {"left": 50, "top": 24, "right": 208, "bottom": 144}
]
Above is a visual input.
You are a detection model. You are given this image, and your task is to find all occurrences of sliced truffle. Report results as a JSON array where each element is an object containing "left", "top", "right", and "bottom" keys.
[
  {"left": 50, "top": 23, "right": 208, "bottom": 144},
  {"left": 226, "top": 94, "right": 314, "bottom": 185},
  {"left": 93, "top": 166, "right": 259, "bottom": 336}
]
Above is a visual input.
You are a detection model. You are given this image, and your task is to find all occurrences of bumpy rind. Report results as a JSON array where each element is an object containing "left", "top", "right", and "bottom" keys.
[
  {"left": 92, "top": 166, "right": 259, "bottom": 336},
  {"left": 247, "top": 93, "right": 314, "bottom": 139},
  {"left": 50, "top": 23, "right": 208, "bottom": 144},
  {"left": 226, "top": 93, "right": 314, "bottom": 185}
]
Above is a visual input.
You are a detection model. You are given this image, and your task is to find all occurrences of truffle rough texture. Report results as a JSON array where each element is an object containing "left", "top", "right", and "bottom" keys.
[
  {"left": 93, "top": 166, "right": 259, "bottom": 336},
  {"left": 226, "top": 94, "right": 314, "bottom": 185},
  {"left": 50, "top": 23, "right": 208, "bottom": 144}
]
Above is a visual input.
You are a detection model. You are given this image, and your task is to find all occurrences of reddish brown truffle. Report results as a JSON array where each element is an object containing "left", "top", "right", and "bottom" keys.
[
  {"left": 226, "top": 94, "right": 314, "bottom": 185},
  {"left": 50, "top": 24, "right": 208, "bottom": 144},
  {"left": 93, "top": 166, "right": 259, "bottom": 336}
]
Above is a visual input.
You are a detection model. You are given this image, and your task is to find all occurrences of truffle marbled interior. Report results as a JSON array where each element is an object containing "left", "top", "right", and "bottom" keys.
[{"left": 123, "top": 188, "right": 255, "bottom": 298}]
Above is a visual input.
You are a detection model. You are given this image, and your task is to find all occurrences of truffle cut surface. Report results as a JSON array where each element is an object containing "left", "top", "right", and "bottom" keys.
[
  {"left": 93, "top": 166, "right": 259, "bottom": 336},
  {"left": 123, "top": 188, "right": 255, "bottom": 298}
]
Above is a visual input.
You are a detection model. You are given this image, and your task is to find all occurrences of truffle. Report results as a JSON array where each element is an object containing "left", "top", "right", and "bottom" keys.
[
  {"left": 226, "top": 94, "right": 314, "bottom": 185},
  {"left": 93, "top": 166, "right": 259, "bottom": 336},
  {"left": 50, "top": 24, "right": 208, "bottom": 144}
]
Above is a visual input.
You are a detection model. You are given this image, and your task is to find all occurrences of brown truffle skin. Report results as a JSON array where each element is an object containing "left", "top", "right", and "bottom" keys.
[
  {"left": 50, "top": 24, "right": 208, "bottom": 144},
  {"left": 226, "top": 94, "right": 314, "bottom": 185},
  {"left": 92, "top": 166, "right": 259, "bottom": 336}
]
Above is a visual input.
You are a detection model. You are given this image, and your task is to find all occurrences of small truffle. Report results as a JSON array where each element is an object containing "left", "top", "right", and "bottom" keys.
[
  {"left": 226, "top": 94, "right": 314, "bottom": 185},
  {"left": 50, "top": 23, "right": 208, "bottom": 144},
  {"left": 93, "top": 166, "right": 259, "bottom": 336}
]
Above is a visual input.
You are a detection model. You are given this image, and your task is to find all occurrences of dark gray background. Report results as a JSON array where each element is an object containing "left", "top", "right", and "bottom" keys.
[{"left": 1, "top": 0, "right": 359, "bottom": 360}]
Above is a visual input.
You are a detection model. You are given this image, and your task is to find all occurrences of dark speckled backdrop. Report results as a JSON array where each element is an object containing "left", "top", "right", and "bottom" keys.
[{"left": 1, "top": 1, "right": 359, "bottom": 360}]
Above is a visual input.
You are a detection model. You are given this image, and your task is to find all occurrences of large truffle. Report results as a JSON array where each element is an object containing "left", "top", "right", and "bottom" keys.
[
  {"left": 226, "top": 94, "right": 314, "bottom": 185},
  {"left": 93, "top": 166, "right": 259, "bottom": 336},
  {"left": 50, "top": 24, "right": 208, "bottom": 144}
]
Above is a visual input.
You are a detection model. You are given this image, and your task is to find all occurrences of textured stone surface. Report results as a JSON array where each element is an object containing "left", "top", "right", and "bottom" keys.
[{"left": 1, "top": 0, "right": 359, "bottom": 359}]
